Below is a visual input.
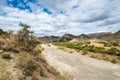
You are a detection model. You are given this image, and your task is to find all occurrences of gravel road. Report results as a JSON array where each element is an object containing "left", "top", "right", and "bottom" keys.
[{"left": 41, "top": 44, "right": 120, "bottom": 80}]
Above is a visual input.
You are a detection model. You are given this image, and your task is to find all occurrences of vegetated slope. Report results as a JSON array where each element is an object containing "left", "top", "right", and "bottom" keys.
[
  {"left": 42, "top": 44, "right": 120, "bottom": 80},
  {"left": 0, "top": 23, "right": 64, "bottom": 80}
]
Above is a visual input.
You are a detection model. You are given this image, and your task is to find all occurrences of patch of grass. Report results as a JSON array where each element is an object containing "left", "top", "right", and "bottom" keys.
[
  {"left": 102, "top": 54, "right": 106, "bottom": 57},
  {"left": 90, "top": 54, "right": 97, "bottom": 58},
  {"left": 18, "top": 55, "right": 33, "bottom": 67},
  {"left": 69, "top": 51, "right": 73, "bottom": 53},
  {"left": 39, "top": 68, "right": 47, "bottom": 77},
  {"left": 103, "top": 57, "right": 109, "bottom": 61},
  {"left": 62, "top": 71, "right": 74, "bottom": 80},
  {"left": 81, "top": 50, "right": 88, "bottom": 55},
  {"left": 0, "top": 72, "right": 11, "bottom": 80},
  {"left": 18, "top": 55, "right": 38, "bottom": 76},
  {"left": 111, "top": 58, "right": 118, "bottom": 63},
  {"left": 31, "top": 76, "right": 39, "bottom": 80}
]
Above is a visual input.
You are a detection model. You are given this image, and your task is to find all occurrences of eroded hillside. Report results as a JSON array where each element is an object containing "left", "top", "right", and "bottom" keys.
[{"left": 0, "top": 23, "right": 65, "bottom": 80}]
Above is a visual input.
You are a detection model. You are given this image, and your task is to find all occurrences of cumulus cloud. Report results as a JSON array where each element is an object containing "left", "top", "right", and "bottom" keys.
[{"left": 0, "top": 0, "right": 120, "bottom": 36}]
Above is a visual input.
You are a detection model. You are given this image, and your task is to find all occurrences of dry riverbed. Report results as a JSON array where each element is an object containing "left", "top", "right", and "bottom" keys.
[{"left": 41, "top": 44, "right": 120, "bottom": 80}]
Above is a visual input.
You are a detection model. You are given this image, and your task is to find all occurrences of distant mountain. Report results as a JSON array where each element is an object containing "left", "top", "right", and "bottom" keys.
[
  {"left": 114, "top": 30, "right": 120, "bottom": 35},
  {"left": 59, "top": 34, "right": 77, "bottom": 41},
  {"left": 87, "top": 32, "right": 112, "bottom": 39},
  {"left": 40, "top": 36, "right": 60, "bottom": 42},
  {"left": 78, "top": 34, "right": 90, "bottom": 39},
  {"left": 40, "top": 30, "right": 120, "bottom": 42},
  {"left": 101, "top": 30, "right": 120, "bottom": 42}
]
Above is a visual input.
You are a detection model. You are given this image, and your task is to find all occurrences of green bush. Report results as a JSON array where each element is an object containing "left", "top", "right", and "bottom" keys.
[
  {"left": 111, "top": 59, "right": 117, "bottom": 63},
  {"left": 106, "top": 48, "right": 118, "bottom": 55},
  {"left": 90, "top": 54, "right": 97, "bottom": 58}
]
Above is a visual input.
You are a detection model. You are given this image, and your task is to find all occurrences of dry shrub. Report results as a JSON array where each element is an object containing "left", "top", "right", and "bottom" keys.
[
  {"left": 1, "top": 53, "right": 12, "bottom": 59},
  {"left": 0, "top": 34, "right": 17, "bottom": 52},
  {"left": 18, "top": 55, "right": 37, "bottom": 76}
]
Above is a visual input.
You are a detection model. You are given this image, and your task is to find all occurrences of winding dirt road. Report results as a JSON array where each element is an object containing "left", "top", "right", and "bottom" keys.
[{"left": 41, "top": 44, "right": 120, "bottom": 80}]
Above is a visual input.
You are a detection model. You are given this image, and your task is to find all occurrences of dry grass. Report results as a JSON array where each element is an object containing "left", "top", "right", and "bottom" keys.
[{"left": 0, "top": 33, "right": 65, "bottom": 80}]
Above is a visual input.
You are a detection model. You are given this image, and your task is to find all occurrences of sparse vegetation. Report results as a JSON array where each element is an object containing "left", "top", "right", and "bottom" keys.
[
  {"left": 53, "top": 41, "right": 120, "bottom": 56},
  {"left": 0, "top": 72, "right": 11, "bottom": 80},
  {"left": 53, "top": 41, "right": 120, "bottom": 63},
  {"left": 90, "top": 54, "right": 97, "bottom": 58},
  {"left": 82, "top": 50, "right": 88, "bottom": 55},
  {"left": 31, "top": 76, "right": 39, "bottom": 80},
  {"left": 16, "top": 23, "right": 40, "bottom": 52},
  {"left": 1, "top": 53, "right": 12, "bottom": 59},
  {"left": 0, "top": 23, "right": 65, "bottom": 80},
  {"left": 111, "top": 58, "right": 118, "bottom": 63},
  {"left": 69, "top": 51, "right": 73, "bottom": 53}
]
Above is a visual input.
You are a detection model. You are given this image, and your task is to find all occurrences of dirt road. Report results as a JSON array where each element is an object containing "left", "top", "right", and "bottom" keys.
[{"left": 41, "top": 44, "right": 120, "bottom": 80}]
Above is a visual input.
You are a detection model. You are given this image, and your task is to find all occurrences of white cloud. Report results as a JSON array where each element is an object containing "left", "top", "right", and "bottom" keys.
[{"left": 0, "top": 0, "right": 120, "bottom": 36}]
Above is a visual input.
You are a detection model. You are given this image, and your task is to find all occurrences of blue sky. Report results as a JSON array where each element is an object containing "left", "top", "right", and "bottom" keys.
[{"left": 0, "top": 0, "right": 120, "bottom": 36}]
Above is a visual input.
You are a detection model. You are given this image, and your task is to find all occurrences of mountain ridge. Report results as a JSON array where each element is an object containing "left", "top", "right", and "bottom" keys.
[{"left": 39, "top": 30, "right": 120, "bottom": 42}]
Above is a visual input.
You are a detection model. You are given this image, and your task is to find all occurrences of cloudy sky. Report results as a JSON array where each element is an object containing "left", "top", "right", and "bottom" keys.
[{"left": 0, "top": 0, "right": 120, "bottom": 36}]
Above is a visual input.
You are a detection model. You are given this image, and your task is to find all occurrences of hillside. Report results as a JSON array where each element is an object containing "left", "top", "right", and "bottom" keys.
[
  {"left": 87, "top": 32, "right": 112, "bottom": 39},
  {"left": 101, "top": 30, "right": 120, "bottom": 42},
  {"left": 0, "top": 23, "right": 65, "bottom": 80}
]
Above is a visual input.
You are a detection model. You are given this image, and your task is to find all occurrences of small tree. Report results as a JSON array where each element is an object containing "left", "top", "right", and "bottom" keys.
[
  {"left": 0, "top": 28, "right": 7, "bottom": 35},
  {"left": 16, "top": 23, "right": 37, "bottom": 51}
]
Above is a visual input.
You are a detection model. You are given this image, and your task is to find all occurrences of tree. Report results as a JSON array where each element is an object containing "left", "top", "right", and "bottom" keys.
[
  {"left": 0, "top": 28, "right": 6, "bottom": 35},
  {"left": 16, "top": 23, "right": 36, "bottom": 51}
]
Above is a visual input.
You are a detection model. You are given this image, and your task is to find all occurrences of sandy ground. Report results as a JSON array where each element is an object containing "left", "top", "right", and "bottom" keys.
[{"left": 41, "top": 44, "right": 120, "bottom": 80}]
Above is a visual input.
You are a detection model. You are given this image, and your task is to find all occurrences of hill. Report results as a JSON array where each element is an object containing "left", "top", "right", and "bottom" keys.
[
  {"left": 87, "top": 32, "right": 112, "bottom": 39},
  {"left": 0, "top": 24, "right": 65, "bottom": 80},
  {"left": 40, "top": 30, "right": 120, "bottom": 42}
]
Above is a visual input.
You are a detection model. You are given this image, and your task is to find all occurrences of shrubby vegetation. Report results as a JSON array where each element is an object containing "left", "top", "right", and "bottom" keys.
[
  {"left": 99, "top": 41, "right": 120, "bottom": 47},
  {"left": 1, "top": 53, "right": 12, "bottom": 59},
  {"left": 53, "top": 41, "right": 120, "bottom": 56},
  {"left": 16, "top": 23, "right": 41, "bottom": 53},
  {"left": 111, "top": 58, "right": 118, "bottom": 63},
  {"left": 0, "top": 23, "right": 42, "bottom": 54}
]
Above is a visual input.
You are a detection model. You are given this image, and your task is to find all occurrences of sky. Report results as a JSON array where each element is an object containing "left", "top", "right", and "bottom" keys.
[{"left": 0, "top": 0, "right": 120, "bottom": 36}]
